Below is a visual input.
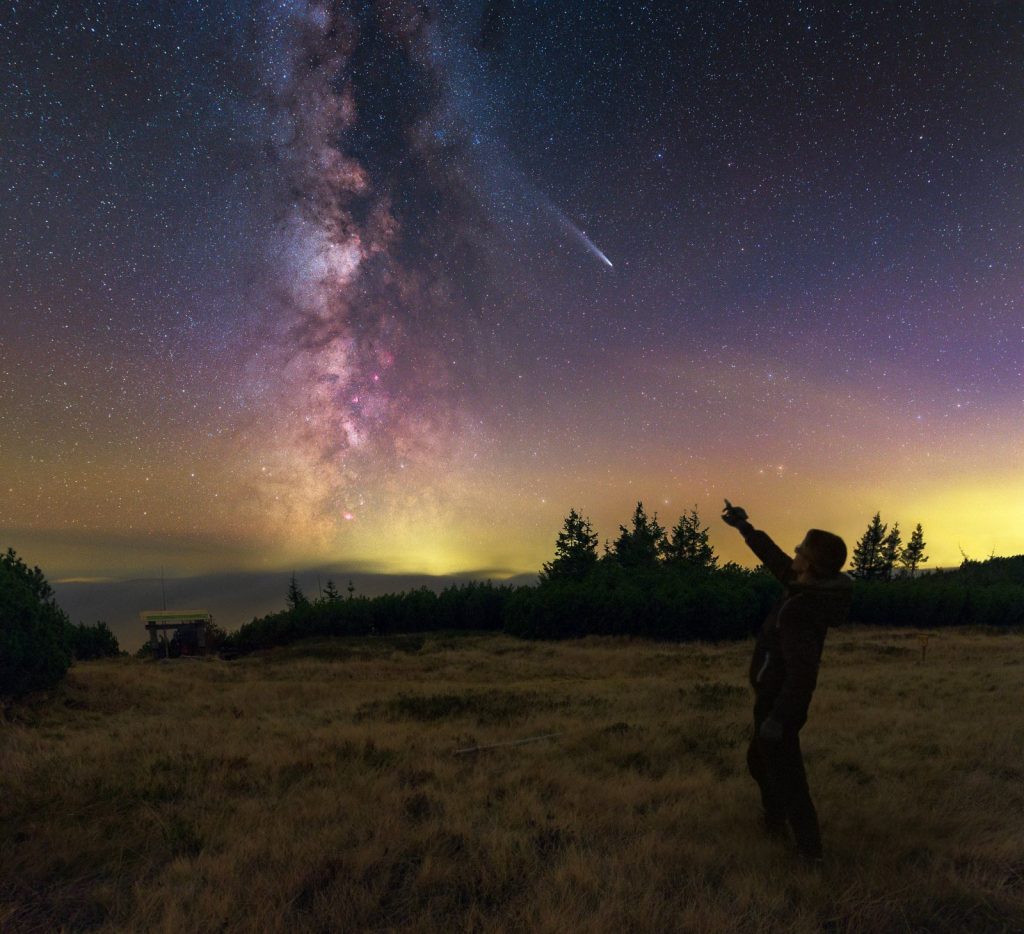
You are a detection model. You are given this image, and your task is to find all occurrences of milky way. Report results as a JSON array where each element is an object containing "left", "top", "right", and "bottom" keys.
[
  {"left": 2, "top": 1, "right": 1023, "bottom": 579},
  {"left": 243, "top": 5, "right": 456, "bottom": 536}
]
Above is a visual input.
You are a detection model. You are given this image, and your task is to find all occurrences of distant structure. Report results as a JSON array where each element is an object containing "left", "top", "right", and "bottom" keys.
[{"left": 140, "top": 609, "right": 212, "bottom": 657}]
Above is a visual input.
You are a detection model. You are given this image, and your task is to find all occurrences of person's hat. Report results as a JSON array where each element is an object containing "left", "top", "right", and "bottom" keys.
[{"left": 797, "top": 529, "right": 847, "bottom": 575}]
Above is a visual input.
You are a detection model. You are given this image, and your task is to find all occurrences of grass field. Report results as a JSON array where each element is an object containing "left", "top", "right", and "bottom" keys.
[{"left": 2, "top": 627, "right": 1023, "bottom": 932}]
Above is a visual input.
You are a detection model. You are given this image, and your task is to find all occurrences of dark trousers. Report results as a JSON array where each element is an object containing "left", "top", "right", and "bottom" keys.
[{"left": 746, "top": 703, "right": 823, "bottom": 858}]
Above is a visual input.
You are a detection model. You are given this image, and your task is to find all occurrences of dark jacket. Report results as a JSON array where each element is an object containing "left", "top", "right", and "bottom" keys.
[{"left": 741, "top": 524, "right": 853, "bottom": 729}]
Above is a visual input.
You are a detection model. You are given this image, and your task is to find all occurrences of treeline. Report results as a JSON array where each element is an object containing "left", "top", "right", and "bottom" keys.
[
  {"left": 226, "top": 568, "right": 784, "bottom": 653},
  {"left": 225, "top": 502, "right": 1024, "bottom": 652},
  {"left": 852, "top": 573, "right": 1024, "bottom": 629},
  {"left": 849, "top": 513, "right": 927, "bottom": 581},
  {"left": 226, "top": 580, "right": 511, "bottom": 652},
  {"left": 225, "top": 503, "right": 782, "bottom": 651},
  {"left": 1, "top": 548, "right": 121, "bottom": 700},
  {"left": 507, "top": 503, "right": 779, "bottom": 640},
  {"left": 842, "top": 513, "right": 1023, "bottom": 626}
]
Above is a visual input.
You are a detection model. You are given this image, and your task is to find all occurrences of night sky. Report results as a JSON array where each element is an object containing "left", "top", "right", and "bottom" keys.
[{"left": 3, "top": 1, "right": 1023, "bottom": 584}]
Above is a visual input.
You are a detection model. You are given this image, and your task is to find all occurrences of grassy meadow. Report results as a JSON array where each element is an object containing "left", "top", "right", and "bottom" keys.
[{"left": 2, "top": 627, "right": 1023, "bottom": 932}]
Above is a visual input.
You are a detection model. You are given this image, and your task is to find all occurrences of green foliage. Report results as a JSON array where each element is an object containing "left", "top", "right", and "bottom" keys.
[
  {"left": 851, "top": 512, "right": 888, "bottom": 581},
  {"left": 663, "top": 507, "right": 718, "bottom": 571},
  {"left": 0, "top": 548, "right": 72, "bottom": 699},
  {"left": 899, "top": 524, "right": 928, "bottom": 578},
  {"left": 204, "top": 618, "right": 227, "bottom": 650},
  {"left": 841, "top": 512, "right": 1019, "bottom": 626},
  {"left": 854, "top": 515, "right": 930, "bottom": 582},
  {"left": 541, "top": 509, "right": 598, "bottom": 583},
  {"left": 226, "top": 580, "right": 509, "bottom": 653},
  {"left": 286, "top": 573, "right": 309, "bottom": 611},
  {"left": 68, "top": 621, "right": 120, "bottom": 660},
  {"left": 850, "top": 557, "right": 1024, "bottom": 628},
  {"left": 610, "top": 502, "right": 666, "bottom": 570},
  {"left": 505, "top": 562, "right": 781, "bottom": 642},
  {"left": 847, "top": 573, "right": 1024, "bottom": 630},
  {"left": 321, "top": 579, "right": 342, "bottom": 602},
  {"left": 955, "top": 554, "right": 1024, "bottom": 585},
  {"left": 880, "top": 522, "right": 902, "bottom": 582}
]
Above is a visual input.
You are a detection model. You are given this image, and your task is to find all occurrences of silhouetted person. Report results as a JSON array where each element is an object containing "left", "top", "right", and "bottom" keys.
[{"left": 721, "top": 499, "right": 852, "bottom": 865}]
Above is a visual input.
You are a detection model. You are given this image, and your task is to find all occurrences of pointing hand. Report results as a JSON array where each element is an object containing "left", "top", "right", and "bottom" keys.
[{"left": 721, "top": 499, "right": 749, "bottom": 528}]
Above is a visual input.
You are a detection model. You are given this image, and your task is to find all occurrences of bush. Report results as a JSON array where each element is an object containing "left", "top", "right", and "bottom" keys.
[
  {"left": 0, "top": 548, "right": 73, "bottom": 700},
  {"left": 850, "top": 576, "right": 1024, "bottom": 629},
  {"left": 68, "top": 621, "right": 121, "bottom": 660},
  {"left": 502, "top": 562, "right": 779, "bottom": 642},
  {"left": 203, "top": 619, "right": 228, "bottom": 651},
  {"left": 224, "top": 581, "right": 515, "bottom": 654}
]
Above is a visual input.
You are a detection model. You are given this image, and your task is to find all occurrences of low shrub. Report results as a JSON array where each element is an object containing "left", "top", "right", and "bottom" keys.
[
  {"left": 68, "top": 621, "right": 121, "bottom": 660},
  {"left": 850, "top": 577, "right": 1024, "bottom": 629}
]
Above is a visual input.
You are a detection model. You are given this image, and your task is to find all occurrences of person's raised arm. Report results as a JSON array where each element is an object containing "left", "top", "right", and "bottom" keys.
[{"left": 721, "top": 499, "right": 794, "bottom": 584}]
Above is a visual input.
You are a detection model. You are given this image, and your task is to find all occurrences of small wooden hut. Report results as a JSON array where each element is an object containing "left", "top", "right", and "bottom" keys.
[{"left": 140, "top": 609, "right": 212, "bottom": 657}]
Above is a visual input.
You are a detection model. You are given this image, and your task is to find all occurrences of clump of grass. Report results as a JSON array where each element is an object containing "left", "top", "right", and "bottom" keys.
[
  {"left": 690, "top": 679, "right": 748, "bottom": 710},
  {"left": 354, "top": 689, "right": 568, "bottom": 724},
  {"left": 834, "top": 640, "right": 915, "bottom": 657}
]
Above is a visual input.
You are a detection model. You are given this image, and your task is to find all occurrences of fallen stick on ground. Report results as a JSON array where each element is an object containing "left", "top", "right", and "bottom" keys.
[{"left": 453, "top": 732, "right": 564, "bottom": 756}]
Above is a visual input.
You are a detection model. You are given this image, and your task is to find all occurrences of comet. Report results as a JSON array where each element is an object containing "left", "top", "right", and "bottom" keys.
[
  {"left": 556, "top": 213, "right": 613, "bottom": 268},
  {"left": 577, "top": 228, "right": 614, "bottom": 267}
]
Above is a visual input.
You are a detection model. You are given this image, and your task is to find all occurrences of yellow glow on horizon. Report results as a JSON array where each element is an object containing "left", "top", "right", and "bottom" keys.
[{"left": 887, "top": 476, "right": 1024, "bottom": 566}]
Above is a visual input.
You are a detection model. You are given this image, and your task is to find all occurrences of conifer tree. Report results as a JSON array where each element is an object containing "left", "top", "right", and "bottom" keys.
[
  {"left": 541, "top": 509, "right": 599, "bottom": 582},
  {"left": 850, "top": 513, "right": 888, "bottom": 581},
  {"left": 899, "top": 523, "right": 929, "bottom": 578},
  {"left": 611, "top": 502, "right": 666, "bottom": 569},
  {"left": 663, "top": 506, "right": 718, "bottom": 571},
  {"left": 322, "top": 579, "right": 342, "bottom": 602},
  {"left": 1, "top": 547, "right": 73, "bottom": 698},
  {"left": 880, "top": 522, "right": 902, "bottom": 581},
  {"left": 286, "top": 572, "right": 309, "bottom": 610}
]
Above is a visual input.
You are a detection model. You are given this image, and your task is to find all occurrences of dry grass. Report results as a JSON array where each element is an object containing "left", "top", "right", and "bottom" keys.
[{"left": 2, "top": 627, "right": 1023, "bottom": 933}]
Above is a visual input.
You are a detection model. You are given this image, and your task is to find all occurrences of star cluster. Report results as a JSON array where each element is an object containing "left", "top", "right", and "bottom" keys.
[{"left": 2, "top": 1, "right": 1022, "bottom": 579}]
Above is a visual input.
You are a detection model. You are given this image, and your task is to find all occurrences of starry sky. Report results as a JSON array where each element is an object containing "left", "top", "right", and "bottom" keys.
[{"left": 3, "top": 0, "right": 1023, "bottom": 585}]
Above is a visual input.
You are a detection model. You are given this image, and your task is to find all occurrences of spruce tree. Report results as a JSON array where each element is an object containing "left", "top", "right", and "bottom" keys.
[
  {"left": 899, "top": 523, "right": 928, "bottom": 578},
  {"left": 850, "top": 513, "right": 887, "bottom": 581},
  {"left": 880, "top": 522, "right": 902, "bottom": 581},
  {"left": 286, "top": 572, "right": 309, "bottom": 610},
  {"left": 541, "top": 509, "right": 599, "bottom": 582},
  {"left": 611, "top": 502, "right": 666, "bottom": 569},
  {"left": 663, "top": 506, "right": 718, "bottom": 571},
  {"left": 322, "top": 579, "right": 342, "bottom": 602}
]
